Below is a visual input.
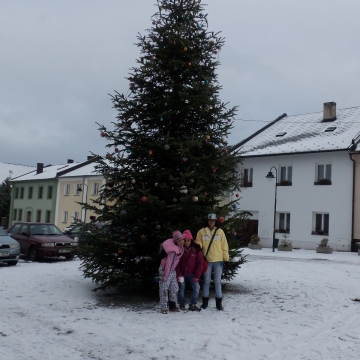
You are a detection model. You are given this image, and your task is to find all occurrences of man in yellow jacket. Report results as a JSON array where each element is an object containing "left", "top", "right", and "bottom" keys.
[{"left": 195, "top": 213, "right": 229, "bottom": 311}]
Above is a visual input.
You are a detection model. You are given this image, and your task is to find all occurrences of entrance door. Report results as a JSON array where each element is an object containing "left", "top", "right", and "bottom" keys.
[{"left": 239, "top": 220, "right": 258, "bottom": 247}]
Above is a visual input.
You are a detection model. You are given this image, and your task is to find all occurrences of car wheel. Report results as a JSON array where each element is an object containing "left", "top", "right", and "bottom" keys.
[
  {"left": 28, "top": 247, "right": 38, "bottom": 261},
  {"left": 7, "top": 261, "right": 18, "bottom": 266},
  {"left": 65, "top": 255, "right": 74, "bottom": 260}
]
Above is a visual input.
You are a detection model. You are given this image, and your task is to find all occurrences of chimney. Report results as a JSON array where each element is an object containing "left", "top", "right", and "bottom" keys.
[
  {"left": 67, "top": 159, "right": 74, "bottom": 163},
  {"left": 323, "top": 102, "right": 336, "bottom": 122},
  {"left": 36, "top": 163, "right": 44, "bottom": 174}
]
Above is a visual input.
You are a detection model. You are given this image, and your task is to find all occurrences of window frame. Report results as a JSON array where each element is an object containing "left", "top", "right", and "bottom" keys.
[
  {"left": 276, "top": 212, "right": 291, "bottom": 233},
  {"left": 312, "top": 212, "right": 329, "bottom": 235},
  {"left": 47, "top": 186, "right": 53, "bottom": 199},
  {"left": 20, "top": 187, "right": 24, "bottom": 199},
  {"left": 241, "top": 168, "right": 253, "bottom": 187},
  {"left": 92, "top": 182, "right": 99, "bottom": 195},
  {"left": 277, "top": 166, "right": 293, "bottom": 186},
  {"left": 18, "top": 209, "right": 23, "bottom": 221},
  {"left": 15, "top": 188, "right": 19, "bottom": 199},
  {"left": 64, "top": 184, "right": 70, "bottom": 196},
  {"left": 45, "top": 210, "right": 51, "bottom": 223},
  {"left": 38, "top": 186, "right": 43, "bottom": 199},
  {"left": 314, "top": 164, "right": 332, "bottom": 185},
  {"left": 36, "top": 210, "right": 41, "bottom": 222},
  {"left": 74, "top": 184, "right": 82, "bottom": 196},
  {"left": 62, "top": 211, "right": 68, "bottom": 223},
  {"left": 28, "top": 186, "right": 33, "bottom": 199}
]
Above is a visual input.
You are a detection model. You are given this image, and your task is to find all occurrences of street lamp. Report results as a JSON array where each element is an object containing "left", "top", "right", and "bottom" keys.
[
  {"left": 266, "top": 167, "right": 278, "bottom": 252},
  {"left": 77, "top": 181, "right": 88, "bottom": 222}
]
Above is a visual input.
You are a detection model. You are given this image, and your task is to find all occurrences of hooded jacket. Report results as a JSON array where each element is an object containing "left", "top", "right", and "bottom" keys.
[
  {"left": 176, "top": 245, "right": 204, "bottom": 279},
  {"left": 159, "top": 238, "right": 184, "bottom": 281}
]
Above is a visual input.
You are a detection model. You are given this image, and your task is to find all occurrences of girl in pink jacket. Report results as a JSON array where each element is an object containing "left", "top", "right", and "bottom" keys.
[{"left": 158, "top": 230, "right": 184, "bottom": 314}]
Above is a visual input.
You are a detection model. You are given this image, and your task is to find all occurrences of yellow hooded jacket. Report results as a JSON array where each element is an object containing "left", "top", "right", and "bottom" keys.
[{"left": 195, "top": 227, "right": 229, "bottom": 262}]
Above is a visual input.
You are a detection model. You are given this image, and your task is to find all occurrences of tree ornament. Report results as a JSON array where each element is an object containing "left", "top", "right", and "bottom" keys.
[
  {"left": 232, "top": 204, "right": 237, "bottom": 210},
  {"left": 156, "top": 225, "right": 161, "bottom": 230},
  {"left": 189, "top": 178, "right": 194, "bottom": 183},
  {"left": 182, "top": 157, "right": 188, "bottom": 162},
  {"left": 106, "top": 153, "right": 112, "bottom": 159},
  {"left": 117, "top": 249, "right": 123, "bottom": 254},
  {"left": 203, "top": 191, "right": 208, "bottom": 196},
  {"left": 164, "top": 102, "right": 167, "bottom": 106},
  {"left": 212, "top": 167, "right": 217, "bottom": 173},
  {"left": 205, "top": 135, "right": 210, "bottom": 140},
  {"left": 126, "top": 149, "right": 131, "bottom": 153},
  {"left": 100, "top": 132, "right": 105, "bottom": 137},
  {"left": 152, "top": 21, "right": 156, "bottom": 25},
  {"left": 219, "top": 216, "right": 225, "bottom": 223},
  {"left": 154, "top": 183, "right": 158, "bottom": 187},
  {"left": 188, "top": 62, "right": 192, "bottom": 66},
  {"left": 209, "top": 40, "right": 215, "bottom": 46},
  {"left": 180, "top": 186, "right": 188, "bottom": 194},
  {"left": 148, "top": 149, "right": 153, "bottom": 155},
  {"left": 223, "top": 148, "right": 228, "bottom": 152},
  {"left": 205, "top": 79, "right": 209, "bottom": 85},
  {"left": 114, "top": 148, "right": 119, "bottom": 153},
  {"left": 184, "top": 47, "right": 188, "bottom": 52},
  {"left": 160, "top": 117, "right": 164, "bottom": 121},
  {"left": 142, "top": 67, "right": 147, "bottom": 72},
  {"left": 214, "top": 50, "right": 218, "bottom": 54},
  {"left": 131, "top": 179, "right": 136, "bottom": 184},
  {"left": 129, "top": 83, "right": 135, "bottom": 90},
  {"left": 236, "top": 193, "right": 240, "bottom": 197},
  {"left": 141, "top": 196, "right": 147, "bottom": 202},
  {"left": 228, "top": 118, "right": 232, "bottom": 122},
  {"left": 192, "top": 196, "right": 198, "bottom": 202},
  {"left": 197, "top": 23, "right": 201, "bottom": 28},
  {"left": 164, "top": 144, "right": 170, "bottom": 150}
]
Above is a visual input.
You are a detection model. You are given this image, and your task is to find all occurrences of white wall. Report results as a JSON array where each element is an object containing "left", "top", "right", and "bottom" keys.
[{"left": 232, "top": 151, "right": 353, "bottom": 251}]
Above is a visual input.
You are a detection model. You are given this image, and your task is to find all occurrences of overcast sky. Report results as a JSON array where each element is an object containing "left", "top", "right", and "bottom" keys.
[{"left": 2, "top": 0, "right": 360, "bottom": 167}]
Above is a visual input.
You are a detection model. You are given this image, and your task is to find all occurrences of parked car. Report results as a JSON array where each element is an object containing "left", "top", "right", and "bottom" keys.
[
  {"left": 0, "top": 227, "right": 20, "bottom": 266},
  {"left": 7, "top": 222, "right": 78, "bottom": 261},
  {"left": 63, "top": 224, "right": 84, "bottom": 242},
  {"left": 63, "top": 223, "right": 78, "bottom": 233}
]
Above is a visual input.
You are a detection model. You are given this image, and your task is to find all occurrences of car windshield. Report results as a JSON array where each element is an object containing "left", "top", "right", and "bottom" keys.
[
  {"left": 30, "top": 224, "right": 63, "bottom": 236},
  {"left": 0, "top": 228, "right": 7, "bottom": 236}
]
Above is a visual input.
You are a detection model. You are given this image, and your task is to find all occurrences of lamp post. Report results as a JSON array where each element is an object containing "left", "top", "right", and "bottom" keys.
[
  {"left": 266, "top": 167, "right": 278, "bottom": 252},
  {"left": 77, "top": 180, "right": 88, "bottom": 222}
]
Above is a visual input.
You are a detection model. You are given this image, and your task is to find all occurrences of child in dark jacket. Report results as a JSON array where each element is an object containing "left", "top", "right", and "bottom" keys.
[{"left": 176, "top": 230, "right": 204, "bottom": 311}]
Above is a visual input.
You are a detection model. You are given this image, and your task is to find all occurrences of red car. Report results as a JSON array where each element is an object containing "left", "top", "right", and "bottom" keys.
[{"left": 7, "top": 222, "right": 78, "bottom": 261}]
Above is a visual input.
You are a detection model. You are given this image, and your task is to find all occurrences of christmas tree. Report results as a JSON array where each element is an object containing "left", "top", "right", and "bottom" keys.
[{"left": 78, "top": 0, "right": 248, "bottom": 291}]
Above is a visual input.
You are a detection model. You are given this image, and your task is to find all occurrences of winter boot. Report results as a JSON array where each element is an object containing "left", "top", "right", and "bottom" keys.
[
  {"left": 215, "top": 297, "right": 224, "bottom": 311},
  {"left": 169, "top": 301, "right": 180, "bottom": 312},
  {"left": 180, "top": 303, "right": 186, "bottom": 311},
  {"left": 188, "top": 304, "right": 201, "bottom": 311},
  {"left": 201, "top": 297, "right": 209, "bottom": 309}
]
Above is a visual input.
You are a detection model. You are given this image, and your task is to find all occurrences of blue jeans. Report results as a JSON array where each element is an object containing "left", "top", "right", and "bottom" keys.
[
  {"left": 178, "top": 274, "right": 200, "bottom": 305},
  {"left": 202, "top": 261, "right": 223, "bottom": 298}
]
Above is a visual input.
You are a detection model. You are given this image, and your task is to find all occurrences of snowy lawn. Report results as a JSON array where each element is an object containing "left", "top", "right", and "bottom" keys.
[{"left": 1, "top": 248, "right": 360, "bottom": 360}]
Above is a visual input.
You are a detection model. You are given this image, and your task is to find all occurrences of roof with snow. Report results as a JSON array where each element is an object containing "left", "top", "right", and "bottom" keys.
[
  {"left": 0, "top": 162, "right": 35, "bottom": 182},
  {"left": 58, "top": 162, "right": 102, "bottom": 178},
  {"left": 232, "top": 105, "right": 360, "bottom": 157}
]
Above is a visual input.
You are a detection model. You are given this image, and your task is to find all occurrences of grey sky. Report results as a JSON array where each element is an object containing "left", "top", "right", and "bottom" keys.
[{"left": 2, "top": 0, "right": 360, "bottom": 167}]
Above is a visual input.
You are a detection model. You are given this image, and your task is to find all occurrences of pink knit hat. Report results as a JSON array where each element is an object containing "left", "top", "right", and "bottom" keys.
[
  {"left": 183, "top": 229, "right": 193, "bottom": 240},
  {"left": 172, "top": 230, "right": 184, "bottom": 243}
]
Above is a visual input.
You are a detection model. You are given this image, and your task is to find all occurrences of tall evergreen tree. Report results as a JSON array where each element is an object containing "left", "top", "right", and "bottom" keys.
[
  {"left": 78, "top": 0, "right": 248, "bottom": 291},
  {"left": 0, "top": 177, "right": 11, "bottom": 220}
]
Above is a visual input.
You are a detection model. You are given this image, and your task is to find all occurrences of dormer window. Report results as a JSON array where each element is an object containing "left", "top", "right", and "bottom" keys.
[
  {"left": 325, "top": 126, "right": 336, "bottom": 132},
  {"left": 276, "top": 132, "right": 287, "bottom": 137}
]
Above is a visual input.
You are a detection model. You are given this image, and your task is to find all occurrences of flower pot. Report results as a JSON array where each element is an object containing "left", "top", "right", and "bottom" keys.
[
  {"left": 278, "top": 246, "right": 292, "bottom": 251},
  {"left": 248, "top": 243, "right": 262, "bottom": 250},
  {"left": 316, "top": 247, "right": 333, "bottom": 254}
]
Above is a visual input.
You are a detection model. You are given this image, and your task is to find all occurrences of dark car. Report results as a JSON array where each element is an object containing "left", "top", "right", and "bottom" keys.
[
  {"left": 0, "top": 227, "right": 20, "bottom": 266},
  {"left": 7, "top": 222, "right": 78, "bottom": 261}
]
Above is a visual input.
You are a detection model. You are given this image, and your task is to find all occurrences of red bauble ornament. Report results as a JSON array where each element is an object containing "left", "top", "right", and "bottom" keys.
[
  {"left": 100, "top": 132, "right": 105, "bottom": 137},
  {"left": 212, "top": 167, "right": 217, "bottom": 173},
  {"left": 236, "top": 193, "right": 240, "bottom": 197},
  {"left": 117, "top": 249, "right": 123, "bottom": 254},
  {"left": 219, "top": 217, "right": 225, "bottom": 223},
  {"left": 141, "top": 196, "right": 147, "bottom": 202},
  {"left": 115, "top": 148, "right": 119, "bottom": 153},
  {"left": 152, "top": 21, "right": 156, "bottom": 25},
  {"left": 188, "top": 62, "right": 192, "bottom": 66}
]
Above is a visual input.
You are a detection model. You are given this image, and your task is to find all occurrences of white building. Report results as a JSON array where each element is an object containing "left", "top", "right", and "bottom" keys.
[{"left": 232, "top": 102, "right": 360, "bottom": 251}]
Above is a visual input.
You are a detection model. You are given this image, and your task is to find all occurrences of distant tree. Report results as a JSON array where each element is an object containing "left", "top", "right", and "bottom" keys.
[{"left": 0, "top": 177, "right": 11, "bottom": 219}]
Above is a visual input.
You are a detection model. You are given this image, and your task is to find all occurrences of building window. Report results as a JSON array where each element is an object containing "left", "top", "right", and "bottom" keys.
[
  {"left": 47, "top": 186, "right": 53, "bottom": 199},
  {"left": 276, "top": 212, "right": 290, "bottom": 233},
  {"left": 312, "top": 213, "right": 329, "bottom": 235},
  {"left": 92, "top": 182, "right": 99, "bottom": 195},
  {"left": 36, "top": 210, "right": 41, "bottom": 222},
  {"left": 315, "top": 164, "right": 332, "bottom": 185},
  {"left": 45, "top": 211, "right": 51, "bottom": 223},
  {"left": 72, "top": 211, "right": 79, "bottom": 221},
  {"left": 38, "top": 186, "right": 43, "bottom": 199},
  {"left": 278, "top": 166, "right": 292, "bottom": 186},
  {"left": 26, "top": 211, "right": 32, "bottom": 222},
  {"left": 64, "top": 184, "right": 70, "bottom": 195},
  {"left": 28, "top": 187, "right": 33, "bottom": 199},
  {"left": 13, "top": 209, "right": 17, "bottom": 221},
  {"left": 18, "top": 209, "right": 23, "bottom": 221},
  {"left": 20, "top": 187, "right": 24, "bottom": 199},
  {"left": 242, "top": 168, "right": 253, "bottom": 187},
  {"left": 62, "top": 211, "right": 68, "bottom": 223},
  {"left": 75, "top": 184, "right": 82, "bottom": 196},
  {"left": 15, "top": 188, "right": 19, "bottom": 199}
]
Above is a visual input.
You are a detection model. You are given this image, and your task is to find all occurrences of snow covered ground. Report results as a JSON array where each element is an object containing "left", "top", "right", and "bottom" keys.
[{"left": 1, "top": 248, "right": 360, "bottom": 360}]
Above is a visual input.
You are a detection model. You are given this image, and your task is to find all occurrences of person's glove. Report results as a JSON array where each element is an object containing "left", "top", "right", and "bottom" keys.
[
  {"left": 223, "top": 261, "right": 229, "bottom": 271},
  {"left": 193, "top": 278, "right": 199, "bottom": 283},
  {"left": 177, "top": 277, "right": 184, "bottom": 283}
]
